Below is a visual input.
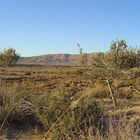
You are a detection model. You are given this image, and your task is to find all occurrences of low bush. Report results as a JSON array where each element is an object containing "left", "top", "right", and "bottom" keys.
[{"left": 0, "top": 48, "right": 20, "bottom": 66}]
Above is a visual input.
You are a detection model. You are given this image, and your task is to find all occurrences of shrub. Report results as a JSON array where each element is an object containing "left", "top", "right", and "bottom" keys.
[
  {"left": 106, "top": 39, "right": 139, "bottom": 69},
  {"left": 79, "top": 39, "right": 139, "bottom": 80},
  {"left": 91, "top": 52, "right": 116, "bottom": 79},
  {"left": 51, "top": 97, "right": 105, "bottom": 139},
  {"left": 0, "top": 48, "right": 20, "bottom": 66}
]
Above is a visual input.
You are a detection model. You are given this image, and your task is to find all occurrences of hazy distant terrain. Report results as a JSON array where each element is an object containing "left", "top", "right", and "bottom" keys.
[{"left": 18, "top": 53, "right": 94, "bottom": 66}]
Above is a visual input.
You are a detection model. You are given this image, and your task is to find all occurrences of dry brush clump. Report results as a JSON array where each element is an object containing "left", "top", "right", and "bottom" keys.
[
  {"left": 0, "top": 87, "right": 37, "bottom": 131},
  {"left": 0, "top": 85, "right": 108, "bottom": 139},
  {"left": 48, "top": 98, "right": 105, "bottom": 140}
]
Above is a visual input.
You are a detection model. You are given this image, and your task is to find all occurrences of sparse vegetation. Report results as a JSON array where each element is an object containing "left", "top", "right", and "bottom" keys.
[{"left": 0, "top": 40, "right": 140, "bottom": 139}]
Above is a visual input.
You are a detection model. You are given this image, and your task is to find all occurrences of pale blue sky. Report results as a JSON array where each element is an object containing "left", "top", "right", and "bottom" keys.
[{"left": 0, "top": 0, "right": 140, "bottom": 56}]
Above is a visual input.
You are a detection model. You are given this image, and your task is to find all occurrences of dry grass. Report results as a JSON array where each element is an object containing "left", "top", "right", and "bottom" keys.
[{"left": 0, "top": 65, "right": 140, "bottom": 139}]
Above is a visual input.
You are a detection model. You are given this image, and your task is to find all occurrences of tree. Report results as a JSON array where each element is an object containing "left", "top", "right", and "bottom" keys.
[
  {"left": 78, "top": 39, "right": 139, "bottom": 79},
  {"left": 107, "top": 39, "right": 139, "bottom": 69},
  {"left": 0, "top": 48, "right": 20, "bottom": 66}
]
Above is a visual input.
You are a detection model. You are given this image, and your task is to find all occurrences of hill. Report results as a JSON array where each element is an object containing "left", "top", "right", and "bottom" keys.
[{"left": 18, "top": 53, "right": 94, "bottom": 66}]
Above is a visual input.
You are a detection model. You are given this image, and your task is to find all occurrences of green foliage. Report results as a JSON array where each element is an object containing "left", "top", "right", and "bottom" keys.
[
  {"left": 90, "top": 52, "right": 118, "bottom": 80},
  {"left": 107, "top": 39, "right": 139, "bottom": 69},
  {"left": 88, "top": 39, "right": 140, "bottom": 79},
  {"left": 0, "top": 48, "right": 20, "bottom": 66}
]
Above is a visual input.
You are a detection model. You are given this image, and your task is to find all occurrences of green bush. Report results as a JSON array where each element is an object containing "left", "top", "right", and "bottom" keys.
[
  {"left": 106, "top": 39, "right": 139, "bottom": 69},
  {"left": 90, "top": 52, "right": 118, "bottom": 80},
  {"left": 0, "top": 48, "right": 20, "bottom": 66},
  {"left": 86, "top": 39, "right": 140, "bottom": 80}
]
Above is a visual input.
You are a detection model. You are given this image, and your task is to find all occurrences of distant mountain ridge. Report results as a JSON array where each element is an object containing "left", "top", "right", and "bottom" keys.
[{"left": 18, "top": 53, "right": 95, "bottom": 66}]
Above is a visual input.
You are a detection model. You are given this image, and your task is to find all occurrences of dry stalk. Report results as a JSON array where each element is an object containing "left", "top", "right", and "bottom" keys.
[{"left": 106, "top": 78, "right": 117, "bottom": 108}]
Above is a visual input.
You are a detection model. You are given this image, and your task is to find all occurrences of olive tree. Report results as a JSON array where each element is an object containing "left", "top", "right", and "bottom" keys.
[
  {"left": 106, "top": 39, "right": 139, "bottom": 69},
  {"left": 0, "top": 48, "right": 20, "bottom": 66}
]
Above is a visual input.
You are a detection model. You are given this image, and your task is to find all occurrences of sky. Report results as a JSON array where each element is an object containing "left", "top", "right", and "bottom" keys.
[{"left": 0, "top": 0, "right": 140, "bottom": 56}]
